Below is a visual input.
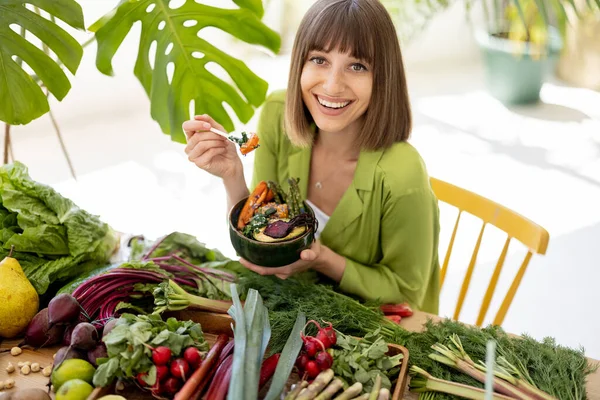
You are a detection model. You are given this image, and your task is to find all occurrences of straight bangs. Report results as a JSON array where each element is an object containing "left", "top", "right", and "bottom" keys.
[{"left": 301, "top": 2, "right": 375, "bottom": 66}]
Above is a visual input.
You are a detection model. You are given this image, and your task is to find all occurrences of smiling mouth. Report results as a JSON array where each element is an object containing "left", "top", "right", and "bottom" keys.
[{"left": 315, "top": 95, "right": 352, "bottom": 110}]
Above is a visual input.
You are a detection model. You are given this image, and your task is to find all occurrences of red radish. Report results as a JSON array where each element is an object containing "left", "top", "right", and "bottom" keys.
[
  {"left": 170, "top": 358, "right": 190, "bottom": 380},
  {"left": 156, "top": 364, "right": 170, "bottom": 382},
  {"left": 183, "top": 347, "right": 203, "bottom": 369},
  {"left": 163, "top": 377, "right": 182, "bottom": 394},
  {"left": 385, "top": 315, "right": 402, "bottom": 324},
  {"left": 303, "top": 337, "right": 321, "bottom": 358},
  {"left": 151, "top": 380, "right": 163, "bottom": 396},
  {"left": 152, "top": 346, "right": 172, "bottom": 365},
  {"left": 136, "top": 372, "right": 148, "bottom": 387},
  {"left": 315, "top": 351, "right": 333, "bottom": 370},
  {"left": 305, "top": 360, "right": 321, "bottom": 379},
  {"left": 320, "top": 321, "right": 337, "bottom": 347},
  {"left": 295, "top": 353, "right": 309, "bottom": 372}
]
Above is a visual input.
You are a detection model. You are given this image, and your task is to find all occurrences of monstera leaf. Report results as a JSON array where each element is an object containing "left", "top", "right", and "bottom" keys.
[
  {"left": 0, "top": 0, "right": 85, "bottom": 125},
  {"left": 89, "top": 0, "right": 281, "bottom": 143}
]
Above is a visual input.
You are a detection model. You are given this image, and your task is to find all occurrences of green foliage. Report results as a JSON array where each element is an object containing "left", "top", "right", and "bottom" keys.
[
  {"left": 0, "top": 0, "right": 85, "bottom": 125},
  {"left": 89, "top": 0, "right": 281, "bottom": 143}
]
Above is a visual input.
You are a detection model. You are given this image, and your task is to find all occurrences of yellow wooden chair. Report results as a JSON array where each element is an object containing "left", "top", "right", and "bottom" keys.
[{"left": 430, "top": 177, "right": 549, "bottom": 327}]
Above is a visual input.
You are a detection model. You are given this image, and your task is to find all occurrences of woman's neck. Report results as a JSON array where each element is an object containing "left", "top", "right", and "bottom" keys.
[{"left": 314, "top": 127, "right": 361, "bottom": 161}]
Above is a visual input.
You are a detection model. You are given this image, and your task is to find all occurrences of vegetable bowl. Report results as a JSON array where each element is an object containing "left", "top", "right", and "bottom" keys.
[{"left": 228, "top": 179, "right": 317, "bottom": 268}]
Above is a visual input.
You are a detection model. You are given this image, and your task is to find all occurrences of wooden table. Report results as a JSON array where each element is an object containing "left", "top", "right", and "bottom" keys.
[{"left": 1, "top": 310, "right": 599, "bottom": 399}]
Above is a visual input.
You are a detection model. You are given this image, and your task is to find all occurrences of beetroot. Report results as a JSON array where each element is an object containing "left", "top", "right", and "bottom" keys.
[
  {"left": 70, "top": 322, "right": 98, "bottom": 350},
  {"left": 54, "top": 345, "right": 87, "bottom": 368},
  {"left": 102, "top": 318, "right": 118, "bottom": 338},
  {"left": 263, "top": 214, "right": 315, "bottom": 238},
  {"left": 87, "top": 343, "right": 108, "bottom": 367},
  {"left": 23, "top": 308, "right": 65, "bottom": 348},
  {"left": 48, "top": 294, "right": 81, "bottom": 326},
  {"left": 62, "top": 325, "right": 74, "bottom": 346}
]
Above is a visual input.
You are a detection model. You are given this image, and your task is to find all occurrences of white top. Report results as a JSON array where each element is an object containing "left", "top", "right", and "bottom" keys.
[{"left": 305, "top": 199, "right": 330, "bottom": 239}]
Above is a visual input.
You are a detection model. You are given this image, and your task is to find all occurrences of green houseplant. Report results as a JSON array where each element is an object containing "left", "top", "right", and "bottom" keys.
[{"left": 0, "top": 0, "right": 280, "bottom": 166}]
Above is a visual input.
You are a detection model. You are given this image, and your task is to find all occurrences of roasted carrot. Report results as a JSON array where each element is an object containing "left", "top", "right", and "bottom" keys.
[
  {"left": 240, "top": 133, "right": 260, "bottom": 155},
  {"left": 174, "top": 333, "right": 229, "bottom": 400},
  {"left": 237, "top": 181, "right": 268, "bottom": 229}
]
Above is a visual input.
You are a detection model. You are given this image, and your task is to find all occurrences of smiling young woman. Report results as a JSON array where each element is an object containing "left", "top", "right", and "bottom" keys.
[{"left": 183, "top": 0, "right": 440, "bottom": 314}]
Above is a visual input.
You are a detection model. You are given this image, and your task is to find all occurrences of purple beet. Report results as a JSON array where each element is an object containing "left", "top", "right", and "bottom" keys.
[
  {"left": 48, "top": 294, "right": 81, "bottom": 326},
  {"left": 102, "top": 318, "right": 118, "bottom": 338},
  {"left": 23, "top": 308, "right": 65, "bottom": 348},
  {"left": 62, "top": 324, "right": 74, "bottom": 346},
  {"left": 87, "top": 343, "right": 108, "bottom": 367},
  {"left": 70, "top": 322, "right": 98, "bottom": 351},
  {"left": 54, "top": 345, "right": 87, "bottom": 368},
  {"left": 263, "top": 214, "right": 315, "bottom": 238}
]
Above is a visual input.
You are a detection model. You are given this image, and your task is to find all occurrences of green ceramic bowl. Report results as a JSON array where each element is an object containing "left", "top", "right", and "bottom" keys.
[{"left": 228, "top": 197, "right": 316, "bottom": 268}]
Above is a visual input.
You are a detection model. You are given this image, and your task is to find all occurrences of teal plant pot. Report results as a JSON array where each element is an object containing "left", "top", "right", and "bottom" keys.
[
  {"left": 228, "top": 198, "right": 316, "bottom": 268},
  {"left": 476, "top": 28, "right": 563, "bottom": 105}
]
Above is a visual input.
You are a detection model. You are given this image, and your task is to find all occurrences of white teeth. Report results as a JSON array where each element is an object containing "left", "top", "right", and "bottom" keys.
[{"left": 317, "top": 97, "right": 350, "bottom": 109}]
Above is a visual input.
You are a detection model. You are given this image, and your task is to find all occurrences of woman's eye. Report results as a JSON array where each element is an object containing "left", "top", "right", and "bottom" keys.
[
  {"left": 351, "top": 63, "right": 367, "bottom": 72},
  {"left": 309, "top": 56, "right": 326, "bottom": 65}
]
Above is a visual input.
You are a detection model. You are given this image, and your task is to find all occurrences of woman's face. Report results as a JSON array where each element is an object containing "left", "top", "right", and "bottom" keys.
[{"left": 300, "top": 47, "right": 373, "bottom": 136}]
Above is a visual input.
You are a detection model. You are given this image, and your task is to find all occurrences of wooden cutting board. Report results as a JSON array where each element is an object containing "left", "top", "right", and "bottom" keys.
[{"left": 0, "top": 341, "right": 55, "bottom": 395}]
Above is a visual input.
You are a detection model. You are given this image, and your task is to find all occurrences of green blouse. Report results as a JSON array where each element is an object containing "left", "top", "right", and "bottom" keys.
[{"left": 250, "top": 90, "right": 440, "bottom": 314}]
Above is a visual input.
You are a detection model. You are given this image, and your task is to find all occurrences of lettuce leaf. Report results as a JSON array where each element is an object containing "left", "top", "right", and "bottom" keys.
[{"left": 0, "top": 161, "right": 119, "bottom": 294}]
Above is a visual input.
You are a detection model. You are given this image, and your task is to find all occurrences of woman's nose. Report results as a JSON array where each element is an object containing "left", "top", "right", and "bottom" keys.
[{"left": 322, "top": 69, "right": 345, "bottom": 94}]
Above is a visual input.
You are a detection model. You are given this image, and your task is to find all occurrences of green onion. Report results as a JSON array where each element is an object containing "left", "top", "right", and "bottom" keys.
[{"left": 410, "top": 366, "right": 515, "bottom": 400}]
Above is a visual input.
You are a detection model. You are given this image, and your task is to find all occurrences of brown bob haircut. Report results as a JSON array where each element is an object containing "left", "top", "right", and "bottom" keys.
[{"left": 285, "top": 0, "right": 412, "bottom": 150}]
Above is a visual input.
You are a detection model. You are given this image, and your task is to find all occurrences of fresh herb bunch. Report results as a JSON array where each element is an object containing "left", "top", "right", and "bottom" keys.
[
  {"left": 405, "top": 319, "right": 596, "bottom": 399},
  {"left": 93, "top": 313, "right": 207, "bottom": 388},
  {"left": 331, "top": 328, "right": 403, "bottom": 394}
]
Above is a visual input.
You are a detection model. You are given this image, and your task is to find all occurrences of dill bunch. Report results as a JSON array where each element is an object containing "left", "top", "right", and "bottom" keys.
[
  {"left": 404, "top": 319, "right": 598, "bottom": 399},
  {"left": 235, "top": 273, "right": 411, "bottom": 353}
]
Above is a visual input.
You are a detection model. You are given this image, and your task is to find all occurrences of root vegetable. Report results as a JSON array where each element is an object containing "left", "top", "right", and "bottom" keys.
[
  {"left": 152, "top": 346, "right": 172, "bottom": 366},
  {"left": 70, "top": 322, "right": 98, "bottom": 350},
  {"left": 333, "top": 382, "right": 363, "bottom": 400},
  {"left": 305, "top": 360, "right": 321, "bottom": 379},
  {"left": 285, "top": 381, "right": 309, "bottom": 400},
  {"left": 315, "top": 351, "right": 333, "bottom": 370},
  {"left": 48, "top": 294, "right": 81, "bottom": 327},
  {"left": 296, "top": 369, "right": 334, "bottom": 400},
  {"left": 22, "top": 308, "right": 64, "bottom": 348},
  {"left": 102, "top": 318, "right": 118, "bottom": 338},
  {"left": 377, "top": 388, "right": 390, "bottom": 400},
  {"left": 183, "top": 347, "right": 202, "bottom": 369},
  {"left": 54, "top": 345, "right": 86, "bottom": 368},
  {"left": 170, "top": 358, "right": 189, "bottom": 380},
  {"left": 315, "top": 378, "right": 344, "bottom": 400},
  {"left": 87, "top": 343, "right": 107, "bottom": 367}
]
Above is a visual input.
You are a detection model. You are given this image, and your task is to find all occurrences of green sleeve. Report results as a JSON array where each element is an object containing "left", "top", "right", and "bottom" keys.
[
  {"left": 250, "top": 94, "right": 284, "bottom": 189},
  {"left": 339, "top": 189, "right": 438, "bottom": 309}
]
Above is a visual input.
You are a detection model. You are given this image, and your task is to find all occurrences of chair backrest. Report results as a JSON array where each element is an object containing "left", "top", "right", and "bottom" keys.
[{"left": 430, "top": 177, "right": 549, "bottom": 327}]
